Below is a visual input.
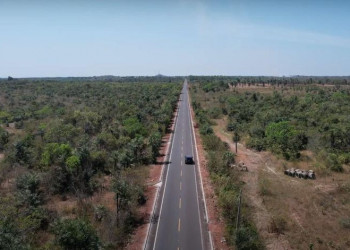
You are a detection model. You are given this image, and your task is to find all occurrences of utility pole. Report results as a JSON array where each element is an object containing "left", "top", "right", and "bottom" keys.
[
  {"left": 236, "top": 189, "right": 242, "bottom": 232},
  {"left": 233, "top": 132, "right": 240, "bottom": 154}
]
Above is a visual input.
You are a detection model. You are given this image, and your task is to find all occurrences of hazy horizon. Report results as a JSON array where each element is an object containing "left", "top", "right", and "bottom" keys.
[{"left": 1, "top": 0, "right": 349, "bottom": 77}]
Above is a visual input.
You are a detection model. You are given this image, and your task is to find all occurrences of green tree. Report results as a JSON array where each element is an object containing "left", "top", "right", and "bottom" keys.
[
  {"left": 0, "top": 127, "right": 9, "bottom": 150},
  {"left": 265, "top": 121, "right": 301, "bottom": 160},
  {"left": 123, "top": 117, "right": 146, "bottom": 138},
  {"left": 16, "top": 173, "right": 42, "bottom": 207},
  {"left": 0, "top": 217, "right": 28, "bottom": 250},
  {"left": 53, "top": 218, "right": 100, "bottom": 250},
  {"left": 41, "top": 143, "right": 72, "bottom": 166},
  {"left": 149, "top": 132, "right": 162, "bottom": 163},
  {"left": 65, "top": 155, "right": 80, "bottom": 172}
]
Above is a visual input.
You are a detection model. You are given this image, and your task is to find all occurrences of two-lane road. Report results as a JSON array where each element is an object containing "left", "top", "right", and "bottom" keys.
[{"left": 145, "top": 80, "right": 209, "bottom": 250}]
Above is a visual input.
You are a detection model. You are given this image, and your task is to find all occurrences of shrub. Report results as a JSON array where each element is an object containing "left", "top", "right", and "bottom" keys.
[
  {"left": 222, "top": 151, "right": 235, "bottom": 167},
  {"left": 53, "top": 218, "right": 100, "bottom": 250},
  {"left": 246, "top": 137, "right": 266, "bottom": 151},
  {"left": 16, "top": 173, "right": 42, "bottom": 207},
  {"left": 41, "top": 143, "right": 72, "bottom": 166},
  {"left": 0, "top": 217, "right": 28, "bottom": 250},
  {"left": 326, "top": 153, "right": 343, "bottom": 172},
  {"left": 66, "top": 155, "right": 81, "bottom": 172},
  {"left": 0, "top": 127, "right": 9, "bottom": 150},
  {"left": 265, "top": 121, "right": 301, "bottom": 160},
  {"left": 339, "top": 217, "right": 350, "bottom": 229},
  {"left": 268, "top": 215, "right": 287, "bottom": 234},
  {"left": 235, "top": 225, "right": 262, "bottom": 250},
  {"left": 200, "top": 123, "right": 213, "bottom": 135}
]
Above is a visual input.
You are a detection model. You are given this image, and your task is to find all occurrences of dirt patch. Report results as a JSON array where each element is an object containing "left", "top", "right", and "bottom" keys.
[
  {"left": 45, "top": 176, "right": 116, "bottom": 219},
  {"left": 0, "top": 153, "right": 4, "bottom": 161},
  {"left": 213, "top": 118, "right": 350, "bottom": 250},
  {"left": 213, "top": 118, "right": 290, "bottom": 249},
  {"left": 1, "top": 123, "right": 23, "bottom": 135}
]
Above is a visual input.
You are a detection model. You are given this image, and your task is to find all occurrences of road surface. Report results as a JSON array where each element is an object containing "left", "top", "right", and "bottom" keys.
[{"left": 145, "top": 80, "right": 209, "bottom": 250}]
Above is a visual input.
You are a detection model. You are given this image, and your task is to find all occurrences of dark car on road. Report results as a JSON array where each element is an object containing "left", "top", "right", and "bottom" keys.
[{"left": 184, "top": 155, "right": 194, "bottom": 164}]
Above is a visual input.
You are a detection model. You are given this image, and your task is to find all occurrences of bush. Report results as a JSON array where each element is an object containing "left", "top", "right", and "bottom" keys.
[
  {"left": 0, "top": 217, "right": 28, "bottom": 250},
  {"left": 0, "top": 127, "right": 9, "bottom": 150},
  {"left": 200, "top": 123, "right": 213, "bottom": 135},
  {"left": 16, "top": 173, "right": 42, "bottom": 207},
  {"left": 338, "top": 153, "right": 350, "bottom": 164},
  {"left": 41, "top": 143, "right": 72, "bottom": 166},
  {"left": 66, "top": 155, "right": 81, "bottom": 172},
  {"left": 326, "top": 153, "right": 343, "bottom": 172},
  {"left": 53, "top": 218, "right": 100, "bottom": 250},
  {"left": 235, "top": 225, "right": 262, "bottom": 250},
  {"left": 265, "top": 121, "right": 301, "bottom": 159},
  {"left": 339, "top": 217, "right": 350, "bottom": 229},
  {"left": 246, "top": 137, "right": 266, "bottom": 151},
  {"left": 222, "top": 151, "right": 235, "bottom": 167},
  {"left": 268, "top": 215, "right": 287, "bottom": 234}
]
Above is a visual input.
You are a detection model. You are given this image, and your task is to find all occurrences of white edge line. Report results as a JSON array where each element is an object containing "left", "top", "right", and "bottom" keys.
[
  {"left": 143, "top": 92, "right": 181, "bottom": 250},
  {"left": 187, "top": 90, "right": 205, "bottom": 250},
  {"left": 151, "top": 86, "right": 181, "bottom": 250},
  {"left": 187, "top": 80, "right": 214, "bottom": 250}
]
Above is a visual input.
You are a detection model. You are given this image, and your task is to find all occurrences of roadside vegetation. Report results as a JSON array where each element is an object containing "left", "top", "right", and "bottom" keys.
[
  {"left": 190, "top": 76, "right": 350, "bottom": 172},
  {"left": 0, "top": 77, "right": 181, "bottom": 249},
  {"left": 190, "top": 83, "right": 263, "bottom": 249},
  {"left": 189, "top": 76, "right": 350, "bottom": 249}
]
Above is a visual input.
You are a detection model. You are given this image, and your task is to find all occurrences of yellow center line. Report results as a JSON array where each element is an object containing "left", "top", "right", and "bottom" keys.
[
  {"left": 178, "top": 218, "right": 181, "bottom": 232},
  {"left": 179, "top": 198, "right": 182, "bottom": 209}
]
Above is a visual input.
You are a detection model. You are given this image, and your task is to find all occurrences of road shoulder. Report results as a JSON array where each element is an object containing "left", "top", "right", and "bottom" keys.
[
  {"left": 188, "top": 94, "right": 230, "bottom": 250},
  {"left": 126, "top": 100, "right": 180, "bottom": 250}
]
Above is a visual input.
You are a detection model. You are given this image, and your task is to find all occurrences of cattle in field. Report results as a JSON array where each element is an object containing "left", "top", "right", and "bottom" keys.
[{"left": 284, "top": 168, "right": 316, "bottom": 180}]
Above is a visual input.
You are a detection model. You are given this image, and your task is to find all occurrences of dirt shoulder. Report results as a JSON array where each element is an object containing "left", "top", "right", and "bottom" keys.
[{"left": 213, "top": 118, "right": 350, "bottom": 250}]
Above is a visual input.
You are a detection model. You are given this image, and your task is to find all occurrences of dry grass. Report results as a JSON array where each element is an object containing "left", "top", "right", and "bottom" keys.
[{"left": 213, "top": 118, "right": 350, "bottom": 250}]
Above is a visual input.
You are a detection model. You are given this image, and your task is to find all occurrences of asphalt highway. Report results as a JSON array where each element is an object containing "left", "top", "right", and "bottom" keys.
[{"left": 146, "top": 80, "right": 209, "bottom": 250}]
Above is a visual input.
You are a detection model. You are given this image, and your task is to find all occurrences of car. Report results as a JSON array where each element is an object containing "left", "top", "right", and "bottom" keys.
[{"left": 184, "top": 155, "right": 194, "bottom": 164}]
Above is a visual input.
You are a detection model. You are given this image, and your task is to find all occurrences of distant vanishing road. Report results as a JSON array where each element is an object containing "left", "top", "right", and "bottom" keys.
[{"left": 145, "top": 80, "right": 210, "bottom": 250}]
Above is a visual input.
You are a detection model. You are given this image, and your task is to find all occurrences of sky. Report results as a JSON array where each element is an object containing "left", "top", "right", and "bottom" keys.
[{"left": 0, "top": 0, "right": 349, "bottom": 77}]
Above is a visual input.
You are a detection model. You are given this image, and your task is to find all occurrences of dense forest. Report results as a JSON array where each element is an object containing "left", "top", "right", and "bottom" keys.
[
  {"left": 189, "top": 76, "right": 350, "bottom": 249},
  {"left": 0, "top": 78, "right": 181, "bottom": 249}
]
